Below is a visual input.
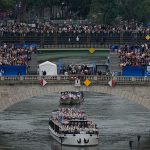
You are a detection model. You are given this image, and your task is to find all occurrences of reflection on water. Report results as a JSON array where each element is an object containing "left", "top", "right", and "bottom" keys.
[{"left": 0, "top": 92, "right": 150, "bottom": 150}]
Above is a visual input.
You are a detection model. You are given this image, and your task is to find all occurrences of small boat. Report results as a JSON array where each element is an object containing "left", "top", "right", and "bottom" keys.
[
  {"left": 49, "top": 108, "right": 99, "bottom": 146},
  {"left": 59, "top": 91, "right": 84, "bottom": 105}
]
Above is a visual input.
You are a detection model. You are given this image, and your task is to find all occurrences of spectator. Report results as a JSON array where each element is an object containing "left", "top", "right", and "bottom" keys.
[
  {"left": 0, "top": 44, "right": 33, "bottom": 66},
  {"left": 76, "top": 36, "right": 79, "bottom": 42},
  {"left": 118, "top": 44, "right": 150, "bottom": 67},
  {"left": 42, "top": 70, "right": 46, "bottom": 76},
  {"left": 60, "top": 64, "right": 91, "bottom": 75},
  {"left": 0, "top": 21, "right": 149, "bottom": 45}
]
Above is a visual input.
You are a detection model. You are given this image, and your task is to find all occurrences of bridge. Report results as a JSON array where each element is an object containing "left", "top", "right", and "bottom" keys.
[{"left": 0, "top": 75, "right": 150, "bottom": 111}]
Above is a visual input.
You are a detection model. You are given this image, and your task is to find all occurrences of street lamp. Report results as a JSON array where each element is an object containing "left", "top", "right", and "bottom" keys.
[
  {"left": 61, "top": 2, "right": 65, "bottom": 19},
  {"left": 15, "top": 1, "right": 22, "bottom": 22}
]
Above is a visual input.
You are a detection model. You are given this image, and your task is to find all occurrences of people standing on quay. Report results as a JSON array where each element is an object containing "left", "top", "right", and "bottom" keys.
[
  {"left": 129, "top": 140, "right": 133, "bottom": 150},
  {"left": 137, "top": 135, "right": 141, "bottom": 143}
]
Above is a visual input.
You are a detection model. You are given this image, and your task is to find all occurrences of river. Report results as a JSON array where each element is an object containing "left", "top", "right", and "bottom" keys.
[{"left": 0, "top": 92, "right": 150, "bottom": 150}]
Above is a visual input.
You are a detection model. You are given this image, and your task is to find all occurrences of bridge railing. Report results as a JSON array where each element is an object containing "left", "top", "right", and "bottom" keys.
[
  {"left": 0, "top": 75, "right": 150, "bottom": 85},
  {"left": 0, "top": 35, "right": 149, "bottom": 48}
]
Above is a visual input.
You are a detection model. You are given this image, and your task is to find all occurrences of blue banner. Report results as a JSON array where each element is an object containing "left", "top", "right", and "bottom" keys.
[
  {"left": 0, "top": 65, "right": 27, "bottom": 76},
  {"left": 122, "top": 66, "right": 146, "bottom": 76}
]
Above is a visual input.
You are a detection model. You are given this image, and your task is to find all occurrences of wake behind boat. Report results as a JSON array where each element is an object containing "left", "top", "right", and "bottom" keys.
[
  {"left": 49, "top": 108, "right": 99, "bottom": 146},
  {"left": 60, "top": 91, "right": 84, "bottom": 105}
]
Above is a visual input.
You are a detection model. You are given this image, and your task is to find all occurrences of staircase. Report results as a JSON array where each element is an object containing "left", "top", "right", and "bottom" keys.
[
  {"left": 109, "top": 52, "right": 122, "bottom": 74},
  {"left": 28, "top": 53, "right": 38, "bottom": 75}
]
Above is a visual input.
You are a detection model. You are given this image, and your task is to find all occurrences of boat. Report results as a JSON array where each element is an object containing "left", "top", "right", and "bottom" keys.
[
  {"left": 49, "top": 108, "right": 99, "bottom": 146},
  {"left": 59, "top": 91, "right": 84, "bottom": 105}
]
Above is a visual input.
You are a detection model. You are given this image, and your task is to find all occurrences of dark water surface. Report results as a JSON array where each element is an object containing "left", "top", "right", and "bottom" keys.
[
  {"left": 52, "top": 56, "right": 107, "bottom": 65},
  {"left": 0, "top": 92, "right": 150, "bottom": 150}
]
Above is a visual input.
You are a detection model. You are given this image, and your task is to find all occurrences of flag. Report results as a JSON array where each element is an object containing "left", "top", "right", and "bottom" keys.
[
  {"left": 108, "top": 79, "right": 116, "bottom": 87},
  {"left": 39, "top": 79, "right": 47, "bottom": 86},
  {"left": 89, "top": 48, "right": 95, "bottom": 54},
  {"left": 84, "top": 79, "right": 91, "bottom": 87},
  {"left": 145, "top": 35, "right": 150, "bottom": 40}
]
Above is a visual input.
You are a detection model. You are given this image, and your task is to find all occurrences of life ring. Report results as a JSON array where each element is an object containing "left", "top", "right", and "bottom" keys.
[
  {"left": 84, "top": 138, "right": 89, "bottom": 143},
  {"left": 77, "top": 138, "right": 81, "bottom": 143}
]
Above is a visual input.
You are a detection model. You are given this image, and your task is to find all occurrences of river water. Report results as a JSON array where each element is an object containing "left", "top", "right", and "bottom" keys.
[{"left": 0, "top": 92, "right": 150, "bottom": 150}]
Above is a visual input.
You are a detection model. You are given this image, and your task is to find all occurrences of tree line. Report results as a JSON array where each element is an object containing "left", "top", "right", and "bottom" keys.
[{"left": 0, "top": 0, "right": 150, "bottom": 24}]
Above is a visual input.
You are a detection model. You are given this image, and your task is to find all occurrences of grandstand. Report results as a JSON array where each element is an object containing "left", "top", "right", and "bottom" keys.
[
  {"left": 0, "top": 0, "right": 150, "bottom": 77},
  {"left": 0, "top": 22, "right": 149, "bottom": 47}
]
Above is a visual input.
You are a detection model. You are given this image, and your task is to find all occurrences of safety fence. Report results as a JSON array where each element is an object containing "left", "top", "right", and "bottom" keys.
[{"left": 0, "top": 35, "right": 148, "bottom": 48}]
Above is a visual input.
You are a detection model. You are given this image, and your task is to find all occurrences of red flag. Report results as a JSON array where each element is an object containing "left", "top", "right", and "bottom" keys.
[
  {"left": 108, "top": 79, "right": 116, "bottom": 87},
  {"left": 39, "top": 79, "right": 47, "bottom": 86}
]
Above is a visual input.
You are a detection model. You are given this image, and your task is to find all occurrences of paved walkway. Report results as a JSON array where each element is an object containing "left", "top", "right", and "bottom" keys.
[
  {"left": 28, "top": 53, "right": 38, "bottom": 75},
  {"left": 109, "top": 52, "right": 122, "bottom": 73}
]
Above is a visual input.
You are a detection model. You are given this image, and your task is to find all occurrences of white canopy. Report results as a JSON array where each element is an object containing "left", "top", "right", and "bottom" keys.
[{"left": 39, "top": 61, "right": 57, "bottom": 76}]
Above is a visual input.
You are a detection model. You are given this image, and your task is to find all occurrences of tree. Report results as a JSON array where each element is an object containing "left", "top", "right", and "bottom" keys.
[
  {"left": 1, "top": 0, "right": 150, "bottom": 24},
  {"left": 0, "top": 0, "right": 17, "bottom": 10},
  {"left": 89, "top": 0, "right": 119, "bottom": 24},
  {"left": 120, "top": 0, "right": 150, "bottom": 24}
]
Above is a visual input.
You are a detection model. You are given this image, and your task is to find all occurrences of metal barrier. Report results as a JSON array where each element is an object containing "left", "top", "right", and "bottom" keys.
[{"left": 0, "top": 35, "right": 148, "bottom": 48}]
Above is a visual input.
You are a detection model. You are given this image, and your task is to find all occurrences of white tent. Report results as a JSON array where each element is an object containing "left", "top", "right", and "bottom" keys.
[{"left": 39, "top": 61, "right": 57, "bottom": 76}]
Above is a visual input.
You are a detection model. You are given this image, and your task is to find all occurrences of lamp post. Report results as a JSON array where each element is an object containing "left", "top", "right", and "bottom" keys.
[
  {"left": 15, "top": 1, "right": 22, "bottom": 22},
  {"left": 18, "top": 1, "right": 22, "bottom": 22},
  {"left": 61, "top": 2, "right": 65, "bottom": 19}
]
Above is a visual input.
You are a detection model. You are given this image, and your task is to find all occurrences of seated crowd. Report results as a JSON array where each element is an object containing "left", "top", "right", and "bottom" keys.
[
  {"left": 118, "top": 44, "right": 150, "bottom": 67},
  {"left": 0, "top": 43, "right": 35, "bottom": 66},
  {"left": 60, "top": 64, "right": 92, "bottom": 75},
  {"left": 52, "top": 108, "right": 98, "bottom": 134}
]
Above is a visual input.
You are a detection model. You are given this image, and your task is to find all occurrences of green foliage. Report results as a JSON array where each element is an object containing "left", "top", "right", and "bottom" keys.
[
  {"left": 0, "top": 0, "right": 17, "bottom": 10},
  {"left": 0, "top": 0, "right": 150, "bottom": 24},
  {"left": 89, "top": 0, "right": 119, "bottom": 24},
  {"left": 89, "top": 0, "right": 150, "bottom": 24}
]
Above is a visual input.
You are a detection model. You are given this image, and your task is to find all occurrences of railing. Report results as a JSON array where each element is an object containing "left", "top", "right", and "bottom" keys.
[
  {"left": 0, "top": 75, "right": 150, "bottom": 85},
  {"left": 0, "top": 35, "right": 148, "bottom": 48}
]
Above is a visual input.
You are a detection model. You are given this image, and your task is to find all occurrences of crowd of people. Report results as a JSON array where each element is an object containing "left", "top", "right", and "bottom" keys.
[
  {"left": 60, "top": 64, "right": 93, "bottom": 75},
  {"left": 51, "top": 108, "right": 98, "bottom": 134},
  {"left": 56, "top": 108, "right": 86, "bottom": 120},
  {"left": 0, "top": 21, "right": 149, "bottom": 38},
  {"left": 60, "top": 91, "right": 83, "bottom": 100},
  {"left": 0, "top": 43, "right": 35, "bottom": 66},
  {"left": 1, "top": 21, "right": 150, "bottom": 73},
  {"left": 118, "top": 44, "right": 150, "bottom": 67}
]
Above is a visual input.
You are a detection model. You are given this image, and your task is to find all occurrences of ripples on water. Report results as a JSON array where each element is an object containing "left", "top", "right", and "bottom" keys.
[{"left": 0, "top": 92, "right": 150, "bottom": 150}]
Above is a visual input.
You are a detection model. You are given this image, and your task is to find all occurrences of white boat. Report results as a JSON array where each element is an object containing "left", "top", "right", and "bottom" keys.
[{"left": 49, "top": 108, "right": 99, "bottom": 146}]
